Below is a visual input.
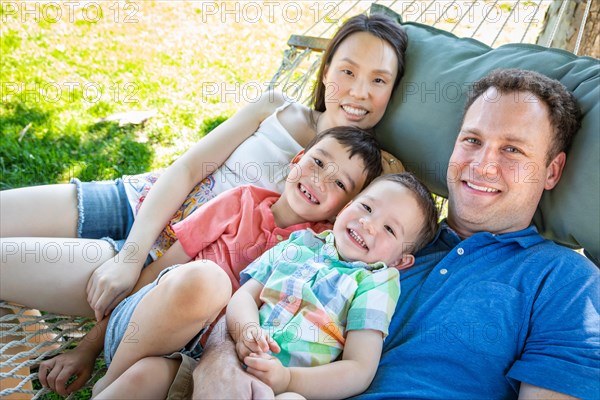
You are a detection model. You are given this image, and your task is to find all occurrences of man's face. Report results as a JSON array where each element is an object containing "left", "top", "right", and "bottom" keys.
[{"left": 446, "top": 88, "right": 565, "bottom": 237}]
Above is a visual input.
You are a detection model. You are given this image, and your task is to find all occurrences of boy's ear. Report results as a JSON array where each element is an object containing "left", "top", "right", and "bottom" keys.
[
  {"left": 392, "top": 254, "right": 415, "bottom": 271},
  {"left": 291, "top": 150, "right": 305, "bottom": 164}
]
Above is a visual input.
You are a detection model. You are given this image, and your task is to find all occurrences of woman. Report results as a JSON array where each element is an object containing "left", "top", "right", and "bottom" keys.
[{"left": 1, "top": 13, "right": 408, "bottom": 323}]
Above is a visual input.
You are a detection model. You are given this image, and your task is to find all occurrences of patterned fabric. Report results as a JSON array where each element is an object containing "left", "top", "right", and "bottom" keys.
[
  {"left": 240, "top": 230, "right": 400, "bottom": 367},
  {"left": 123, "top": 172, "right": 218, "bottom": 259}
]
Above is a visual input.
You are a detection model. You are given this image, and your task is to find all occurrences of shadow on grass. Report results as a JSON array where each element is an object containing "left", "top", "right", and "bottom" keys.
[{"left": 0, "top": 101, "right": 154, "bottom": 189}]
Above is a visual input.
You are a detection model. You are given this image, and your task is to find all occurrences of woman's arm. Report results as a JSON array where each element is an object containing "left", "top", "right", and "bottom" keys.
[
  {"left": 244, "top": 329, "right": 383, "bottom": 399},
  {"left": 38, "top": 317, "right": 108, "bottom": 396},
  {"left": 86, "top": 92, "right": 287, "bottom": 320}
]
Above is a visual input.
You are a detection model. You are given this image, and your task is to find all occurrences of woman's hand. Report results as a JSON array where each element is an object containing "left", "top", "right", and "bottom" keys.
[
  {"left": 38, "top": 347, "right": 97, "bottom": 396},
  {"left": 381, "top": 150, "right": 405, "bottom": 175},
  {"left": 86, "top": 252, "right": 142, "bottom": 321}
]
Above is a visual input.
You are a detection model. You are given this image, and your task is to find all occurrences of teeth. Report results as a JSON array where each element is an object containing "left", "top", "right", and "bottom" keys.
[
  {"left": 349, "top": 229, "right": 368, "bottom": 249},
  {"left": 467, "top": 181, "right": 499, "bottom": 193},
  {"left": 300, "top": 184, "right": 319, "bottom": 204},
  {"left": 342, "top": 105, "right": 367, "bottom": 116}
]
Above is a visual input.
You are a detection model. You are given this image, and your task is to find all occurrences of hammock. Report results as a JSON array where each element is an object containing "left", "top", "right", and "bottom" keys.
[{"left": 2, "top": 1, "right": 598, "bottom": 398}]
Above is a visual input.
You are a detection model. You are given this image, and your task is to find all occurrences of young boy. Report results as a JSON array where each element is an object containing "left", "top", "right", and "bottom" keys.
[
  {"left": 40, "top": 126, "right": 383, "bottom": 398},
  {"left": 226, "top": 173, "right": 439, "bottom": 399}
]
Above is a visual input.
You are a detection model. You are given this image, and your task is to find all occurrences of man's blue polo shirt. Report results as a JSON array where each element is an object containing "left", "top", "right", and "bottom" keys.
[{"left": 356, "top": 222, "right": 599, "bottom": 399}]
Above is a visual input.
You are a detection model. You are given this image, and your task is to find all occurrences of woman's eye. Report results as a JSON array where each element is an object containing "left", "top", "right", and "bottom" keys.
[
  {"left": 342, "top": 69, "right": 353, "bottom": 76},
  {"left": 335, "top": 180, "right": 346, "bottom": 190},
  {"left": 385, "top": 225, "right": 395, "bottom": 236},
  {"left": 314, "top": 158, "right": 324, "bottom": 167},
  {"left": 374, "top": 78, "right": 386, "bottom": 84},
  {"left": 361, "top": 203, "right": 372, "bottom": 213}
]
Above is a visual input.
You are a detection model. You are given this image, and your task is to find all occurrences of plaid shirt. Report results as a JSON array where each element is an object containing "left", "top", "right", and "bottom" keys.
[{"left": 240, "top": 229, "right": 400, "bottom": 367}]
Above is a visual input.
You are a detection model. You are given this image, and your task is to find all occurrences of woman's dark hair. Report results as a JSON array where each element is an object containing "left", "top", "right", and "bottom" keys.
[{"left": 311, "top": 13, "right": 408, "bottom": 113}]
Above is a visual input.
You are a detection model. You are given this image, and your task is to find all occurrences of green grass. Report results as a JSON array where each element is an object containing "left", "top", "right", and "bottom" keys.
[
  {"left": 1, "top": 1, "right": 318, "bottom": 189},
  {"left": 0, "top": 2, "right": 318, "bottom": 398}
]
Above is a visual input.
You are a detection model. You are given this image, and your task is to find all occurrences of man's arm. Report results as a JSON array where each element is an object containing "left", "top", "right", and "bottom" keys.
[
  {"left": 192, "top": 317, "right": 274, "bottom": 399},
  {"left": 518, "top": 383, "right": 578, "bottom": 400}
]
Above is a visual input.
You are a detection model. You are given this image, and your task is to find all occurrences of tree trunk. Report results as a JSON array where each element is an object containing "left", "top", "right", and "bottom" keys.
[{"left": 536, "top": 0, "right": 599, "bottom": 58}]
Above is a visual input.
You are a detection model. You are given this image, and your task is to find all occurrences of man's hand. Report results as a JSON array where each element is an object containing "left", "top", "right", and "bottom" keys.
[
  {"left": 86, "top": 253, "right": 142, "bottom": 321},
  {"left": 193, "top": 317, "right": 274, "bottom": 399},
  {"left": 244, "top": 352, "right": 290, "bottom": 395},
  {"left": 38, "top": 347, "right": 97, "bottom": 396},
  {"left": 193, "top": 351, "right": 274, "bottom": 400}
]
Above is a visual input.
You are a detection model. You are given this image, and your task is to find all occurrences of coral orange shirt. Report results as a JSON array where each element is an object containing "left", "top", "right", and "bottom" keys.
[{"left": 173, "top": 185, "right": 332, "bottom": 291}]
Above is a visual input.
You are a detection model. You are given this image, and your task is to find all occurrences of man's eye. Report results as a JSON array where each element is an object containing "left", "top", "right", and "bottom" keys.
[
  {"left": 465, "top": 138, "right": 480, "bottom": 145},
  {"left": 314, "top": 158, "right": 324, "bottom": 167},
  {"left": 361, "top": 203, "right": 372, "bottom": 213},
  {"left": 335, "top": 180, "right": 346, "bottom": 190},
  {"left": 505, "top": 146, "right": 522, "bottom": 154}
]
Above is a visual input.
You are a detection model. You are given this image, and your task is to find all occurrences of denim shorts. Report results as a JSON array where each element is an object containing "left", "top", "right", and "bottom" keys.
[
  {"left": 70, "top": 178, "right": 153, "bottom": 263},
  {"left": 104, "top": 264, "right": 206, "bottom": 367},
  {"left": 70, "top": 178, "right": 134, "bottom": 240}
]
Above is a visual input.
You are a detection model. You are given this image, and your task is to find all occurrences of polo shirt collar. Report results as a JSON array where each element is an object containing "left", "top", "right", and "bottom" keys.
[{"left": 439, "top": 220, "right": 545, "bottom": 249}]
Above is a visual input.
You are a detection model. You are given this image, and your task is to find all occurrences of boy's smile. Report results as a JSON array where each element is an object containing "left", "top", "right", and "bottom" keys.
[{"left": 274, "top": 137, "right": 368, "bottom": 227}]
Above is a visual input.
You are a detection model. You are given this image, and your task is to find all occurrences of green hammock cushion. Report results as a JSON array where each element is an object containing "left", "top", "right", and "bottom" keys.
[{"left": 372, "top": 5, "right": 600, "bottom": 264}]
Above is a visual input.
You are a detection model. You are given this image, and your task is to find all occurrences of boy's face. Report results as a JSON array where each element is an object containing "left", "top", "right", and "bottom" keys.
[
  {"left": 282, "top": 137, "right": 368, "bottom": 222},
  {"left": 333, "top": 180, "right": 422, "bottom": 269}
]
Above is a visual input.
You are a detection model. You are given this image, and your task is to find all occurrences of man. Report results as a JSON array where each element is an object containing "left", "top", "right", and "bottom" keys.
[{"left": 192, "top": 69, "right": 599, "bottom": 399}]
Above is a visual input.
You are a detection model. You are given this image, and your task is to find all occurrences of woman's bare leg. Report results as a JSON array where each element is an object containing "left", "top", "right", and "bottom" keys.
[
  {"left": 96, "top": 261, "right": 232, "bottom": 392},
  {"left": 0, "top": 184, "right": 79, "bottom": 237},
  {"left": 0, "top": 237, "right": 115, "bottom": 317}
]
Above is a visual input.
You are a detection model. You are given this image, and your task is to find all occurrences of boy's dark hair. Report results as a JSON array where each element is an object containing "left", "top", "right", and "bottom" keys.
[
  {"left": 464, "top": 69, "right": 581, "bottom": 163},
  {"left": 304, "top": 126, "right": 383, "bottom": 190},
  {"left": 311, "top": 13, "right": 408, "bottom": 113},
  {"left": 371, "top": 172, "right": 439, "bottom": 254}
]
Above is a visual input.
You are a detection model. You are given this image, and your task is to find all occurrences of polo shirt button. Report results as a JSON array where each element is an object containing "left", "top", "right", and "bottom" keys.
[
  {"left": 287, "top": 295, "right": 296, "bottom": 303},
  {"left": 440, "top": 268, "right": 448, "bottom": 275},
  {"left": 276, "top": 235, "right": 284, "bottom": 241},
  {"left": 457, "top": 247, "right": 464, "bottom": 255},
  {"left": 273, "top": 319, "right": 280, "bottom": 327}
]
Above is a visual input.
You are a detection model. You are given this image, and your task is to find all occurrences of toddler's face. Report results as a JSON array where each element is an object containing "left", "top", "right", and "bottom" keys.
[
  {"left": 283, "top": 137, "right": 367, "bottom": 223},
  {"left": 333, "top": 180, "right": 423, "bottom": 269}
]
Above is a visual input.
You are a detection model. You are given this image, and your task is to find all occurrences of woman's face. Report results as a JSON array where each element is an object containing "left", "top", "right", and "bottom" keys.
[{"left": 320, "top": 32, "right": 398, "bottom": 130}]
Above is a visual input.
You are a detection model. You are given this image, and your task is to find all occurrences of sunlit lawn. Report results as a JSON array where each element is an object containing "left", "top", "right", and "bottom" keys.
[{"left": 0, "top": 1, "right": 322, "bottom": 189}]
